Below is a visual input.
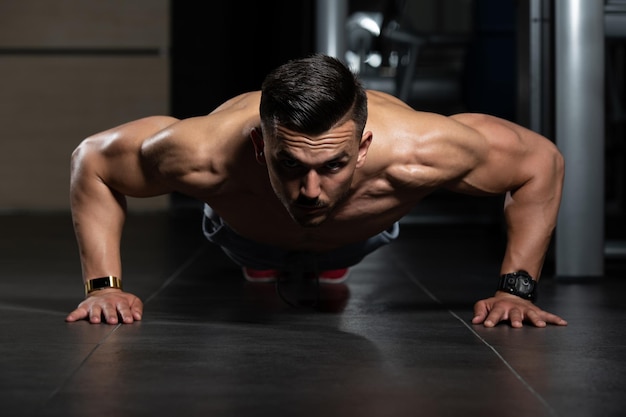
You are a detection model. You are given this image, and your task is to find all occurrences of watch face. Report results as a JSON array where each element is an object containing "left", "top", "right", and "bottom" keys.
[
  {"left": 500, "top": 271, "right": 536, "bottom": 301},
  {"left": 514, "top": 276, "right": 534, "bottom": 294}
]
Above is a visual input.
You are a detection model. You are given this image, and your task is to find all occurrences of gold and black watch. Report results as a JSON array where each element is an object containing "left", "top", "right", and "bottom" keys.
[{"left": 85, "top": 276, "right": 122, "bottom": 295}]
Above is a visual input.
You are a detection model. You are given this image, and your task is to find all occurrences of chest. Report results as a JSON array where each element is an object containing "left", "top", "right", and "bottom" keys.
[{"left": 206, "top": 185, "right": 414, "bottom": 252}]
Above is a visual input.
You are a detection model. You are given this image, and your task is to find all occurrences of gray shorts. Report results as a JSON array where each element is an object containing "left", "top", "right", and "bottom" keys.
[{"left": 202, "top": 204, "right": 399, "bottom": 272}]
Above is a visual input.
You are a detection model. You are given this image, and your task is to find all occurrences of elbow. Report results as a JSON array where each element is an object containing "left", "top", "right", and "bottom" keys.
[
  {"left": 548, "top": 148, "right": 565, "bottom": 210},
  {"left": 553, "top": 147, "right": 565, "bottom": 186},
  {"left": 70, "top": 140, "right": 87, "bottom": 171},
  {"left": 71, "top": 140, "right": 87, "bottom": 177},
  {"left": 70, "top": 138, "right": 94, "bottom": 177},
  {"left": 70, "top": 136, "right": 104, "bottom": 186}
]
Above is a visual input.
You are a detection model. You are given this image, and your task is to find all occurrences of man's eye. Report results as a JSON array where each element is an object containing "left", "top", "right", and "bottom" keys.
[
  {"left": 281, "top": 159, "right": 300, "bottom": 169},
  {"left": 325, "top": 161, "right": 344, "bottom": 171}
]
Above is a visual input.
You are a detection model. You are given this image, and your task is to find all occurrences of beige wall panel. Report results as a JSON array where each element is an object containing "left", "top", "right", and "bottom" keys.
[
  {"left": 0, "top": 0, "right": 169, "bottom": 48},
  {"left": 0, "top": 55, "right": 170, "bottom": 212}
]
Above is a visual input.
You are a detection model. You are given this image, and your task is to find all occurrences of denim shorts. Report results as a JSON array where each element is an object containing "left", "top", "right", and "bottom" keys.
[{"left": 202, "top": 204, "right": 400, "bottom": 272}]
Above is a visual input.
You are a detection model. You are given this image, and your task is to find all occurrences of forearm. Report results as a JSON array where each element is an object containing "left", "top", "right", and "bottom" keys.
[
  {"left": 501, "top": 196, "right": 555, "bottom": 280},
  {"left": 71, "top": 171, "right": 127, "bottom": 284},
  {"left": 500, "top": 163, "right": 564, "bottom": 280},
  {"left": 67, "top": 192, "right": 143, "bottom": 325}
]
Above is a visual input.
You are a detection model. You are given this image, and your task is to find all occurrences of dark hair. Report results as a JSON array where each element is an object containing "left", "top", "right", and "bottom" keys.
[{"left": 260, "top": 54, "right": 368, "bottom": 138}]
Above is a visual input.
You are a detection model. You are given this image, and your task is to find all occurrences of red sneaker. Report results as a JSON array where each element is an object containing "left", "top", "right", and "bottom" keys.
[
  {"left": 243, "top": 267, "right": 350, "bottom": 284},
  {"left": 242, "top": 267, "right": 279, "bottom": 283},
  {"left": 318, "top": 268, "right": 350, "bottom": 284}
]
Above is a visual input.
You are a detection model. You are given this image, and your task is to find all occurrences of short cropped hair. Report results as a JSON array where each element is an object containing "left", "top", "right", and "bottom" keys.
[{"left": 260, "top": 54, "right": 368, "bottom": 138}]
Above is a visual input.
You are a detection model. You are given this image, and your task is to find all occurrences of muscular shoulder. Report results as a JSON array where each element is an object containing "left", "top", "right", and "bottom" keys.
[
  {"left": 141, "top": 92, "right": 261, "bottom": 194},
  {"left": 446, "top": 112, "right": 562, "bottom": 193},
  {"left": 364, "top": 93, "right": 489, "bottom": 190}
]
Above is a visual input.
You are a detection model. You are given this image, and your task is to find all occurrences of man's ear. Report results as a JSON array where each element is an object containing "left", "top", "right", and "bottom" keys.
[
  {"left": 356, "top": 131, "right": 373, "bottom": 168},
  {"left": 250, "top": 127, "right": 266, "bottom": 165}
]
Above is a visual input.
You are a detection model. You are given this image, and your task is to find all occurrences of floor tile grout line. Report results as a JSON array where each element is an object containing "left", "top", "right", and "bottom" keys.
[
  {"left": 450, "top": 311, "right": 560, "bottom": 417},
  {"left": 37, "top": 247, "right": 205, "bottom": 412},
  {"left": 0, "top": 303, "right": 67, "bottom": 316},
  {"left": 143, "top": 246, "right": 206, "bottom": 306},
  {"left": 393, "top": 256, "right": 561, "bottom": 417},
  {"left": 39, "top": 324, "right": 122, "bottom": 413}
]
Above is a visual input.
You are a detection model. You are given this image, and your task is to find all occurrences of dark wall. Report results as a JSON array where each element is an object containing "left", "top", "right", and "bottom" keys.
[
  {"left": 464, "top": 0, "right": 517, "bottom": 121},
  {"left": 171, "top": 1, "right": 315, "bottom": 119},
  {"left": 171, "top": 0, "right": 518, "bottom": 121}
]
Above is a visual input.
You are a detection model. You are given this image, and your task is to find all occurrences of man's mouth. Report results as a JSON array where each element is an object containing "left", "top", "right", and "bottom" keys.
[{"left": 293, "top": 203, "right": 326, "bottom": 213}]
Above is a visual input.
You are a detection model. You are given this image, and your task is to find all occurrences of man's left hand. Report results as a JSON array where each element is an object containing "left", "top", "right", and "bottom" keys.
[{"left": 472, "top": 292, "right": 568, "bottom": 328}]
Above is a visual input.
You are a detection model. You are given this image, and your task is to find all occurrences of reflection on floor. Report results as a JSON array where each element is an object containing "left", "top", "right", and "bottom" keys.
[{"left": 1, "top": 210, "right": 625, "bottom": 417}]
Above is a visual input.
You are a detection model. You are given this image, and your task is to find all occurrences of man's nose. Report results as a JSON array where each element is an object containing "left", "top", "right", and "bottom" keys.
[{"left": 300, "top": 170, "right": 321, "bottom": 199}]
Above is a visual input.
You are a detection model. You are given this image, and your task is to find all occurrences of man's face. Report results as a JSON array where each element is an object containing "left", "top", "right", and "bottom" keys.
[{"left": 263, "top": 120, "right": 371, "bottom": 227}]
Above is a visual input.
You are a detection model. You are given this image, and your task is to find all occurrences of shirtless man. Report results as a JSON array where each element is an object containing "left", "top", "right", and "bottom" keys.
[{"left": 66, "top": 54, "right": 567, "bottom": 328}]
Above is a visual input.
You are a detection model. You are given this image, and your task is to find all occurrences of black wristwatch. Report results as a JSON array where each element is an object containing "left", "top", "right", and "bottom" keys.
[{"left": 498, "top": 270, "right": 537, "bottom": 302}]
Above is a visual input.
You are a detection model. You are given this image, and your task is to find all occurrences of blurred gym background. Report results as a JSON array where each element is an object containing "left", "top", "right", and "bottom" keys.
[{"left": 0, "top": 0, "right": 624, "bottom": 278}]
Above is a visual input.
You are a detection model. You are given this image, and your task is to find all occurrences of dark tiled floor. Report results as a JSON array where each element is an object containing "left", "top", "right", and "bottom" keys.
[{"left": 1, "top": 210, "right": 625, "bottom": 417}]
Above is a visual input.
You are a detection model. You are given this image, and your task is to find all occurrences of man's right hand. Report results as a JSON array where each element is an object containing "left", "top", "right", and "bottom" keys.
[{"left": 65, "top": 289, "right": 143, "bottom": 325}]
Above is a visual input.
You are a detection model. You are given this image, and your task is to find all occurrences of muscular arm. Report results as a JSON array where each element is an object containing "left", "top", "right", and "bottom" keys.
[
  {"left": 70, "top": 117, "right": 179, "bottom": 280},
  {"left": 445, "top": 114, "right": 564, "bottom": 280},
  {"left": 66, "top": 92, "right": 260, "bottom": 324},
  {"left": 384, "top": 105, "right": 566, "bottom": 327},
  {"left": 67, "top": 116, "right": 180, "bottom": 324},
  {"left": 443, "top": 113, "right": 566, "bottom": 327}
]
